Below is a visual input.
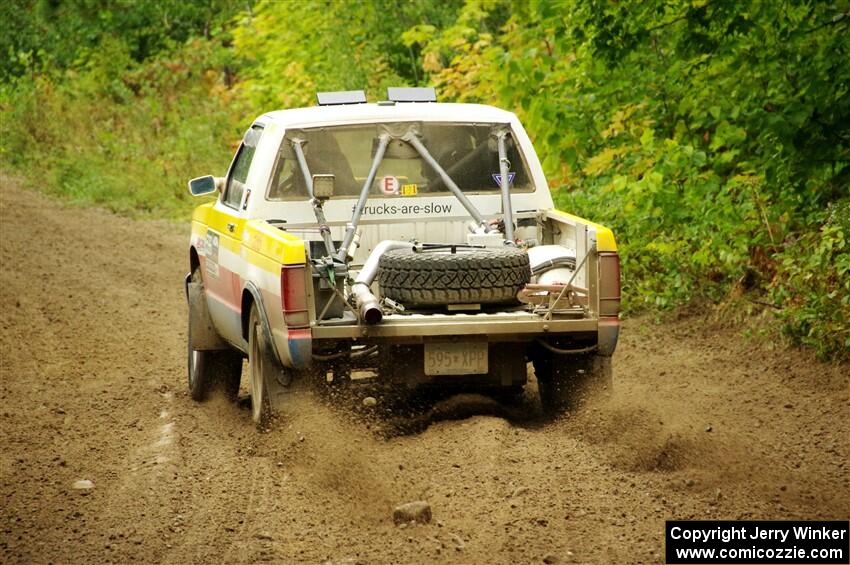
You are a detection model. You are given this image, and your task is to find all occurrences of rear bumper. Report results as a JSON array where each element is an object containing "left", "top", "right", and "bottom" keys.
[{"left": 311, "top": 310, "right": 599, "bottom": 342}]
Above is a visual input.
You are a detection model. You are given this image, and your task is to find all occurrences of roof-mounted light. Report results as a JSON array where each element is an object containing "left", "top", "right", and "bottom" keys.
[
  {"left": 316, "top": 90, "right": 367, "bottom": 106},
  {"left": 387, "top": 87, "right": 437, "bottom": 103}
]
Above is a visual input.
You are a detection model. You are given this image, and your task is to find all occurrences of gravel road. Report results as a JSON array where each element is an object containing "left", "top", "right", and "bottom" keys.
[{"left": 1, "top": 175, "right": 847, "bottom": 564}]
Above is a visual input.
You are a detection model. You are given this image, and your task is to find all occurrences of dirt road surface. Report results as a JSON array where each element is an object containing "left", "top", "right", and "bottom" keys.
[{"left": 1, "top": 175, "right": 847, "bottom": 564}]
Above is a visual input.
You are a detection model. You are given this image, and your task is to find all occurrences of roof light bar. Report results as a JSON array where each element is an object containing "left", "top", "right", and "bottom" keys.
[
  {"left": 316, "top": 90, "right": 367, "bottom": 106},
  {"left": 387, "top": 87, "right": 437, "bottom": 103}
]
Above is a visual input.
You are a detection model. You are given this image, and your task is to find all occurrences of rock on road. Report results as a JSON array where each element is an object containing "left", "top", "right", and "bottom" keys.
[{"left": 1, "top": 175, "right": 847, "bottom": 564}]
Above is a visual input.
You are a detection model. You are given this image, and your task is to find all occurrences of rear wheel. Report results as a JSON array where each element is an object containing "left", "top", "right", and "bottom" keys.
[
  {"left": 187, "top": 269, "right": 242, "bottom": 401},
  {"left": 248, "top": 305, "right": 280, "bottom": 429},
  {"left": 533, "top": 350, "right": 612, "bottom": 417}
]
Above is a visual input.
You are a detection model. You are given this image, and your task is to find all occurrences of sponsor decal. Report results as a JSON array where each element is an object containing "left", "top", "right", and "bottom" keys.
[
  {"left": 355, "top": 202, "right": 454, "bottom": 216},
  {"left": 491, "top": 172, "right": 516, "bottom": 187},
  {"left": 205, "top": 230, "right": 220, "bottom": 278}
]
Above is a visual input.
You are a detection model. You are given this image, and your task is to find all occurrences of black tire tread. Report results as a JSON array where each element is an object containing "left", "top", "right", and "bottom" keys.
[{"left": 378, "top": 247, "right": 530, "bottom": 306}]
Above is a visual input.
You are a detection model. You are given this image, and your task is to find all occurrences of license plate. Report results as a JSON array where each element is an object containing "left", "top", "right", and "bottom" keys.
[{"left": 424, "top": 342, "right": 488, "bottom": 376}]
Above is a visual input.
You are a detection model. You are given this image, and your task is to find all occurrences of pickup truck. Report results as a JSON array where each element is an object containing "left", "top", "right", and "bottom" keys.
[{"left": 185, "top": 88, "right": 620, "bottom": 427}]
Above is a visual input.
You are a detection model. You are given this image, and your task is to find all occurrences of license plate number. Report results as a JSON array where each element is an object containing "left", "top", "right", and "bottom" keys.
[{"left": 424, "top": 342, "right": 488, "bottom": 376}]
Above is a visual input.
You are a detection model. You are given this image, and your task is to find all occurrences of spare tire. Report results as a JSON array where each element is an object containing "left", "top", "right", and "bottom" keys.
[{"left": 378, "top": 246, "right": 530, "bottom": 307}]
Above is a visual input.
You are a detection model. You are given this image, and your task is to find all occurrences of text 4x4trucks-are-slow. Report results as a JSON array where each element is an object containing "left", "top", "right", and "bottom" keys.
[{"left": 185, "top": 88, "right": 620, "bottom": 427}]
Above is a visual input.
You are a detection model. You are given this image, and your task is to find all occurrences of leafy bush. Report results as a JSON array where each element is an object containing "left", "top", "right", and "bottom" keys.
[
  {"left": 231, "top": 0, "right": 461, "bottom": 110},
  {"left": 1, "top": 38, "right": 242, "bottom": 217},
  {"left": 772, "top": 202, "right": 850, "bottom": 361},
  {"left": 0, "top": 0, "right": 244, "bottom": 81},
  {"left": 409, "top": 0, "right": 849, "bottom": 358}
]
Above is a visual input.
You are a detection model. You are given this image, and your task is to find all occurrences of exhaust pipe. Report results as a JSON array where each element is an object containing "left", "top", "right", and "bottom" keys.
[
  {"left": 351, "top": 284, "right": 383, "bottom": 325},
  {"left": 351, "top": 240, "right": 413, "bottom": 324}
]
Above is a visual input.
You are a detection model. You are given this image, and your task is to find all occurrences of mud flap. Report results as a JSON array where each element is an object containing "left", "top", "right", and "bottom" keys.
[
  {"left": 187, "top": 281, "right": 229, "bottom": 350},
  {"left": 490, "top": 343, "right": 527, "bottom": 387},
  {"left": 597, "top": 316, "right": 620, "bottom": 356},
  {"left": 287, "top": 328, "right": 313, "bottom": 370}
]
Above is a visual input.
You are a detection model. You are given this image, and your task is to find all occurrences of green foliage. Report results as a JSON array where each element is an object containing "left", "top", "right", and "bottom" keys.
[
  {"left": 772, "top": 202, "right": 850, "bottom": 361},
  {"left": 0, "top": 0, "right": 252, "bottom": 216},
  {"left": 0, "top": 0, "right": 245, "bottom": 81},
  {"left": 1, "top": 37, "right": 243, "bottom": 217},
  {"left": 231, "top": 0, "right": 462, "bottom": 110},
  {"left": 0, "top": 0, "right": 847, "bottom": 358},
  {"left": 410, "top": 0, "right": 848, "bottom": 358}
]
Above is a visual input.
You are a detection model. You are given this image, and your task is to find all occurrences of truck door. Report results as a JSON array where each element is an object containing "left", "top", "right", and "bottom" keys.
[{"left": 202, "top": 125, "right": 264, "bottom": 348}]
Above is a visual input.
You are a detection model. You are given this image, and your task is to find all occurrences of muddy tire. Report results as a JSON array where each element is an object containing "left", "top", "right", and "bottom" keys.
[
  {"left": 187, "top": 270, "right": 242, "bottom": 401},
  {"left": 247, "top": 305, "right": 278, "bottom": 430},
  {"left": 533, "top": 351, "right": 612, "bottom": 416},
  {"left": 377, "top": 246, "right": 530, "bottom": 307}
]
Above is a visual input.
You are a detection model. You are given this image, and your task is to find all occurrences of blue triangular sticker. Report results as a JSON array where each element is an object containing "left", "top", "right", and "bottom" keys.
[{"left": 492, "top": 172, "right": 516, "bottom": 186}]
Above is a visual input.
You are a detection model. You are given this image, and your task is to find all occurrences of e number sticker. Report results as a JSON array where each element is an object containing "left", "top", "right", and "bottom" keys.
[{"left": 380, "top": 176, "right": 399, "bottom": 195}]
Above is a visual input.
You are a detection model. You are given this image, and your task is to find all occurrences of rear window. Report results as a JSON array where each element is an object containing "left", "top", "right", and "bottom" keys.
[{"left": 268, "top": 122, "right": 532, "bottom": 200}]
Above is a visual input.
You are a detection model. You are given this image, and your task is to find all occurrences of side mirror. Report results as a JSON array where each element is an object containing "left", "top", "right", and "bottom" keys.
[
  {"left": 312, "top": 174, "right": 335, "bottom": 199},
  {"left": 188, "top": 175, "right": 224, "bottom": 196}
]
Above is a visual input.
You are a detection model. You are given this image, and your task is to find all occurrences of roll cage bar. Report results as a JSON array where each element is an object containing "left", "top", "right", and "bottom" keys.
[{"left": 288, "top": 125, "right": 517, "bottom": 264}]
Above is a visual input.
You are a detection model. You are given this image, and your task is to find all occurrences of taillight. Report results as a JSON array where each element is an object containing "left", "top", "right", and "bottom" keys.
[
  {"left": 598, "top": 252, "right": 620, "bottom": 316},
  {"left": 281, "top": 264, "right": 309, "bottom": 328}
]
